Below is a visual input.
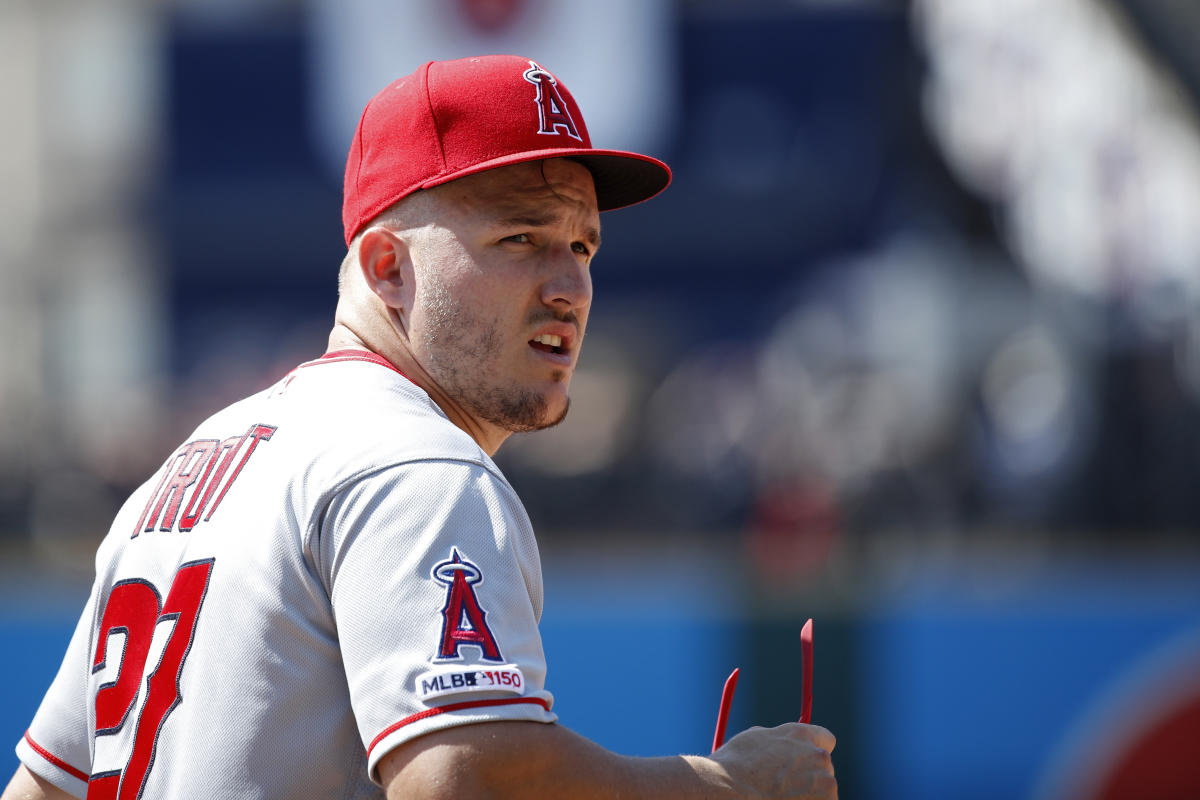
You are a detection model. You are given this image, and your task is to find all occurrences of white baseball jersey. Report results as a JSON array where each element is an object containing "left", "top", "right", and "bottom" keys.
[{"left": 15, "top": 349, "right": 556, "bottom": 799}]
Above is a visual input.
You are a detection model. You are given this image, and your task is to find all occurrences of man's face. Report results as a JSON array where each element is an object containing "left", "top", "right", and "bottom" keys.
[{"left": 407, "top": 158, "right": 600, "bottom": 433}]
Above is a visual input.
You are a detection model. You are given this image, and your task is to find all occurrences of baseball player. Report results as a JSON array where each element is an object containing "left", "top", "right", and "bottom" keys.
[{"left": 3, "top": 55, "right": 837, "bottom": 799}]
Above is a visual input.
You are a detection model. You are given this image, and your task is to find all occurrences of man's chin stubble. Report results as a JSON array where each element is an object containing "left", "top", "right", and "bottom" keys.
[{"left": 473, "top": 387, "right": 569, "bottom": 434}]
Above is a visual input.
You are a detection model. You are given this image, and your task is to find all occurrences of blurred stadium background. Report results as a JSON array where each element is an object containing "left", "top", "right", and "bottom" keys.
[{"left": 3, "top": 0, "right": 1200, "bottom": 797}]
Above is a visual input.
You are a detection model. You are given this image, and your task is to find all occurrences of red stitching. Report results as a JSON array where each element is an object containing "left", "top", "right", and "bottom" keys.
[
  {"left": 367, "top": 697, "right": 552, "bottom": 757},
  {"left": 22, "top": 731, "right": 88, "bottom": 783}
]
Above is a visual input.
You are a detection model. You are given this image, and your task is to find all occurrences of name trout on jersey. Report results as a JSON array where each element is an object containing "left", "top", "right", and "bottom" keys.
[{"left": 131, "top": 423, "right": 277, "bottom": 536}]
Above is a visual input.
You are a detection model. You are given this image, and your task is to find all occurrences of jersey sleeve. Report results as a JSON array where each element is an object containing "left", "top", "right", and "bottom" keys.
[
  {"left": 316, "top": 458, "right": 556, "bottom": 782},
  {"left": 15, "top": 592, "right": 96, "bottom": 798}
]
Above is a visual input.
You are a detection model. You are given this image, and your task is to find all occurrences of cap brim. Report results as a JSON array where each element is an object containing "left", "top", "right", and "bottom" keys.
[
  {"left": 572, "top": 150, "right": 672, "bottom": 211},
  {"left": 419, "top": 147, "right": 672, "bottom": 211}
]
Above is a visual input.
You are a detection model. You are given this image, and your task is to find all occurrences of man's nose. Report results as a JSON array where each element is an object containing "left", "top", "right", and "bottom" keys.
[{"left": 541, "top": 246, "right": 592, "bottom": 310}]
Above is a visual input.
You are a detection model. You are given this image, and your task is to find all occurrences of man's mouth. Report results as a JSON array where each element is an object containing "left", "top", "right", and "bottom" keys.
[{"left": 530, "top": 333, "right": 565, "bottom": 355}]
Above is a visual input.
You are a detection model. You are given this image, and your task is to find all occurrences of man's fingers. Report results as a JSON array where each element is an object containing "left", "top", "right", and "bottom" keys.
[
  {"left": 783, "top": 722, "right": 836, "bottom": 753},
  {"left": 726, "top": 722, "right": 836, "bottom": 754},
  {"left": 810, "top": 724, "right": 836, "bottom": 753}
]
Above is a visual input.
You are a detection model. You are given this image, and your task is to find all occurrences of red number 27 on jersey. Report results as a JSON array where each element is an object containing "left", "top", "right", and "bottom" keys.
[{"left": 87, "top": 559, "right": 214, "bottom": 800}]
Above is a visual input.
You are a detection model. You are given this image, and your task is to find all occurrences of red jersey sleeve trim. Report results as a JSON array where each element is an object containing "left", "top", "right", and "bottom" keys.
[
  {"left": 22, "top": 731, "right": 89, "bottom": 783},
  {"left": 367, "top": 697, "right": 552, "bottom": 757}
]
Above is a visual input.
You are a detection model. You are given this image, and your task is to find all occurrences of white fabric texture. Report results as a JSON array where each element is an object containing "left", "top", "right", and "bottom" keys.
[{"left": 16, "top": 352, "right": 556, "bottom": 798}]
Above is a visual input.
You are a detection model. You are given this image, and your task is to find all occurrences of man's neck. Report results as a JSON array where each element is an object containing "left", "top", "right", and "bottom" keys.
[{"left": 324, "top": 324, "right": 510, "bottom": 456}]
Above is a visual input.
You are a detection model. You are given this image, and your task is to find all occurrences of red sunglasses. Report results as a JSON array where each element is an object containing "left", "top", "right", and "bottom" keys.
[{"left": 711, "top": 617, "right": 814, "bottom": 751}]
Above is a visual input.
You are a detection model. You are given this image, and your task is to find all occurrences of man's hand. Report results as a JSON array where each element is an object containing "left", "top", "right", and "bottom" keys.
[{"left": 704, "top": 723, "right": 837, "bottom": 799}]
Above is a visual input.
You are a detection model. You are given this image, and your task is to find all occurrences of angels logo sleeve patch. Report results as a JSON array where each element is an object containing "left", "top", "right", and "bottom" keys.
[
  {"left": 432, "top": 548, "right": 503, "bottom": 662},
  {"left": 416, "top": 548, "right": 525, "bottom": 703}
]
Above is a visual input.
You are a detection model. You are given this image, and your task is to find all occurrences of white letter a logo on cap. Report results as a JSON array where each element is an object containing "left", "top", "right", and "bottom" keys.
[{"left": 523, "top": 61, "right": 582, "bottom": 141}]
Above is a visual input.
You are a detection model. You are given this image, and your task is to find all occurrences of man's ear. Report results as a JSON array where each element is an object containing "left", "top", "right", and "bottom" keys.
[{"left": 358, "top": 227, "right": 415, "bottom": 312}]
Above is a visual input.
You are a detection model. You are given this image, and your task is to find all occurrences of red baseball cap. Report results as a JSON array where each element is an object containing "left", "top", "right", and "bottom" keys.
[{"left": 342, "top": 54, "right": 672, "bottom": 245}]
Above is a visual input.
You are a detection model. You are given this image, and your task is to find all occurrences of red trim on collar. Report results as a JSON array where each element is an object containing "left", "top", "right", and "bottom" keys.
[{"left": 303, "top": 349, "right": 408, "bottom": 378}]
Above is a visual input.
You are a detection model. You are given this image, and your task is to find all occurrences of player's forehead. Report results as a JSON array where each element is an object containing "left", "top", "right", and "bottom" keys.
[{"left": 434, "top": 159, "right": 600, "bottom": 227}]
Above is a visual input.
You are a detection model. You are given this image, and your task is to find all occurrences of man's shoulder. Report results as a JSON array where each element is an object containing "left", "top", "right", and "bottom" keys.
[{"left": 237, "top": 355, "right": 495, "bottom": 482}]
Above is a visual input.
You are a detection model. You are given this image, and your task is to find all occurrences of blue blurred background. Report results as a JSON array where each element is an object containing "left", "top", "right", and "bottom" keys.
[{"left": 2, "top": 0, "right": 1200, "bottom": 797}]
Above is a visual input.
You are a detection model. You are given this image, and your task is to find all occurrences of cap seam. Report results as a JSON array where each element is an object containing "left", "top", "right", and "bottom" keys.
[
  {"left": 422, "top": 61, "right": 448, "bottom": 174},
  {"left": 353, "top": 101, "right": 370, "bottom": 222}
]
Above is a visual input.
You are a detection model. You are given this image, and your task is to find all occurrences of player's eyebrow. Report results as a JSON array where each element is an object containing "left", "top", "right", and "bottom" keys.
[
  {"left": 496, "top": 212, "right": 557, "bottom": 229},
  {"left": 495, "top": 212, "right": 602, "bottom": 248}
]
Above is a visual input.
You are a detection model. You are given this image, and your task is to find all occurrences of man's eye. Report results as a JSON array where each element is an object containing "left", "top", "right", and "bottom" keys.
[
  {"left": 572, "top": 242, "right": 590, "bottom": 256},
  {"left": 504, "top": 234, "right": 531, "bottom": 244}
]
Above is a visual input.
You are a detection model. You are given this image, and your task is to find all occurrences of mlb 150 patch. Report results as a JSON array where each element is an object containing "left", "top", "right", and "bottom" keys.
[{"left": 416, "top": 665, "right": 526, "bottom": 703}]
